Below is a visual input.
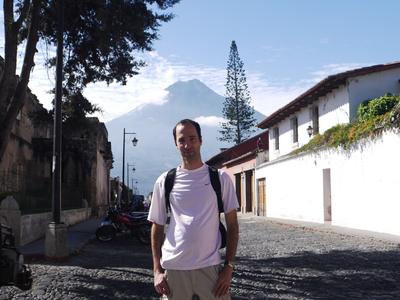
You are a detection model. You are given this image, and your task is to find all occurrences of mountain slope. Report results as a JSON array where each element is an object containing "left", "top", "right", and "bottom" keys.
[{"left": 106, "top": 79, "right": 265, "bottom": 194}]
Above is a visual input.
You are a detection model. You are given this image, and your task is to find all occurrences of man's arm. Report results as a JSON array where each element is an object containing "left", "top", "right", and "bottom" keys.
[
  {"left": 214, "top": 209, "right": 239, "bottom": 297},
  {"left": 224, "top": 209, "right": 239, "bottom": 263},
  {"left": 151, "top": 222, "right": 170, "bottom": 295}
]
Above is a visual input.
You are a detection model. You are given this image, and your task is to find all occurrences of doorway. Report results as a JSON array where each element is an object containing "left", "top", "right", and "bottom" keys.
[
  {"left": 234, "top": 173, "right": 242, "bottom": 210},
  {"left": 257, "top": 178, "right": 266, "bottom": 216},
  {"left": 245, "top": 170, "right": 253, "bottom": 212}
]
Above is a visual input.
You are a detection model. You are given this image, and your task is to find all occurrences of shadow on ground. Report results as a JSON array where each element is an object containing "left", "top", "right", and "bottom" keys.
[
  {"left": 4, "top": 236, "right": 400, "bottom": 299},
  {"left": 232, "top": 248, "right": 400, "bottom": 299}
]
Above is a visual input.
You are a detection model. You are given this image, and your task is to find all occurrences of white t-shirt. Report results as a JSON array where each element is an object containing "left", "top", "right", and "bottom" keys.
[{"left": 148, "top": 164, "right": 239, "bottom": 270}]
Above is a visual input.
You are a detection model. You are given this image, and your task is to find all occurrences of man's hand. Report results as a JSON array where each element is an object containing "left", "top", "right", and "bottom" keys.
[
  {"left": 151, "top": 223, "right": 169, "bottom": 295},
  {"left": 213, "top": 265, "right": 233, "bottom": 297},
  {"left": 154, "top": 270, "right": 170, "bottom": 295}
]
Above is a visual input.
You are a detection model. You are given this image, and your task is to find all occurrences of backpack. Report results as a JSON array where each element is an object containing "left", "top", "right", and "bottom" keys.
[{"left": 164, "top": 166, "right": 227, "bottom": 249}]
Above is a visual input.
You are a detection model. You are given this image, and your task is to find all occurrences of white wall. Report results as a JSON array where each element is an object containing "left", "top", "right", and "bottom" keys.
[
  {"left": 256, "top": 154, "right": 324, "bottom": 222},
  {"left": 348, "top": 68, "right": 400, "bottom": 121},
  {"left": 318, "top": 87, "right": 350, "bottom": 133},
  {"left": 256, "top": 130, "right": 400, "bottom": 236},
  {"left": 269, "top": 86, "right": 350, "bottom": 161}
]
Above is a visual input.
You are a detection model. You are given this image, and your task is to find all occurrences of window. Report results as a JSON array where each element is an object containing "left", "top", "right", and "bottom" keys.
[
  {"left": 273, "top": 127, "right": 279, "bottom": 150},
  {"left": 311, "top": 106, "right": 319, "bottom": 134},
  {"left": 290, "top": 117, "right": 298, "bottom": 143}
]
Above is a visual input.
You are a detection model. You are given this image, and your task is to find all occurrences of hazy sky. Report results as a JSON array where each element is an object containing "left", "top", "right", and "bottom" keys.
[{"left": 1, "top": 0, "right": 400, "bottom": 122}]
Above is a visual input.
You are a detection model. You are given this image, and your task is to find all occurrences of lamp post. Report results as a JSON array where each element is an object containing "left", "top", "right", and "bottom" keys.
[
  {"left": 131, "top": 178, "right": 139, "bottom": 195},
  {"left": 122, "top": 128, "right": 138, "bottom": 206},
  {"left": 127, "top": 163, "right": 135, "bottom": 189},
  {"left": 45, "top": 0, "right": 68, "bottom": 259}
]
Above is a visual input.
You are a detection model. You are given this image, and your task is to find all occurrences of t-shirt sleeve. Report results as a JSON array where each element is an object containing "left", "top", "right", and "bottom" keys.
[
  {"left": 147, "top": 173, "right": 168, "bottom": 225},
  {"left": 220, "top": 170, "right": 239, "bottom": 213}
]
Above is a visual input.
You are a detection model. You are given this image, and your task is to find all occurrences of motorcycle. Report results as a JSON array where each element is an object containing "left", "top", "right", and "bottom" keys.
[
  {"left": 0, "top": 224, "right": 32, "bottom": 290},
  {"left": 96, "top": 206, "right": 151, "bottom": 245}
]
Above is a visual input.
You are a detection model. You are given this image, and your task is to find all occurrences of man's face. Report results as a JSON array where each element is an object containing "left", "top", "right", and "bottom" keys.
[{"left": 175, "top": 123, "right": 202, "bottom": 161}]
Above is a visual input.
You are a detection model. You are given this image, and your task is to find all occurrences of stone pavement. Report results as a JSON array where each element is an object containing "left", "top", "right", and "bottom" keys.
[
  {"left": 19, "top": 217, "right": 103, "bottom": 260},
  {"left": 1, "top": 214, "right": 400, "bottom": 299}
]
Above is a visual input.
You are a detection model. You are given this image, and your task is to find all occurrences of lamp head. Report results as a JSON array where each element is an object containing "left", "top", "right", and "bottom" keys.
[{"left": 307, "top": 125, "right": 313, "bottom": 137}]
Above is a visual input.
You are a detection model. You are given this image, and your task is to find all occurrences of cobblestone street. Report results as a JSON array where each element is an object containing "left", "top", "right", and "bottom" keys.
[{"left": 2, "top": 215, "right": 400, "bottom": 299}]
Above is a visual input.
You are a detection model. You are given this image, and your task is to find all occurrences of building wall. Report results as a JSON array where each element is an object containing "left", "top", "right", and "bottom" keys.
[
  {"left": 0, "top": 97, "right": 36, "bottom": 173},
  {"left": 221, "top": 158, "right": 256, "bottom": 214},
  {"left": 0, "top": 98, "right": 112, "bottom": 216},
  {"left": 317, "top": 87, "right": 350, "bottom": 133},
  {"left": 269, "top": 86, "right": 350, "bottom": 161},
  {"left": 348, "top": 68, "right": 400, "bottom": 120},
  {"left": 96, "top": 149, "right": 109, "bottom": 210},
  {"left": 256, "top": 130, "right": 400, "bottom": 236},
  {"left": 255, "top": 153, "right": 324, "bottom": 223},
  {"left": 268, "top": 67, "right": 400, "bottom": 162}
]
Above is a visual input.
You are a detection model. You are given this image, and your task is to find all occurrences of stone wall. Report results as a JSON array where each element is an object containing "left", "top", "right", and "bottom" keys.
[{"left": 0, "top": 196, "right": 91, "bottom": 246}]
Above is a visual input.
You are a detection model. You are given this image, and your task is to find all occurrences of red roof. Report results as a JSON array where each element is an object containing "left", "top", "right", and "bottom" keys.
[
  {"left": 257, "top": 61, "right": 400, "bottom": 129},
  {"left": 206, "top": 131, "right": 269, "bottom": 168}
]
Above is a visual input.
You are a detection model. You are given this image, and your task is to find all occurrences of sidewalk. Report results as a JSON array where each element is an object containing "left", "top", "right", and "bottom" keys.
[{"left": 20, "top": 217, "right": 102, "bottom": 260}]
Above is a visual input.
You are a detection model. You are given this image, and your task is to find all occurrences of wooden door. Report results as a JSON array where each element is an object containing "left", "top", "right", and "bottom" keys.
[{"left": 257, "top": 178, "right": 266, "bottom": 216}]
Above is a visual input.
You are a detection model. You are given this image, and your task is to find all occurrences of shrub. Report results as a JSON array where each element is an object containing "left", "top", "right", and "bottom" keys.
[{"left": 357, "top": 93, "right": 400, "bottom": 121}]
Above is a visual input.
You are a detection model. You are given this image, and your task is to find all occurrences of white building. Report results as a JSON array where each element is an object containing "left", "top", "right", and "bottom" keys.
[{"left": 255, "top": 62, "right": 400, "bottom": 236}]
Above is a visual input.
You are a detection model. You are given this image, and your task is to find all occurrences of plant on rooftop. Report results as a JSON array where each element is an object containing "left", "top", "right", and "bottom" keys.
[{"left": 357, "top": 93, "right": 400, "bottom": 121}]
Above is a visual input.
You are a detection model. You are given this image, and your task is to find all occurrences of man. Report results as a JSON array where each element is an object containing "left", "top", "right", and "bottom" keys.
[{"left": 148, "top": 119, "right": 239, "bottom": 299}]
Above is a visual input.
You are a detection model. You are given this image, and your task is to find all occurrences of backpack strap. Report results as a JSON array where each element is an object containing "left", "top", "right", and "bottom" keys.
[
  {"left": 208, "top": 166, "right": 224, "bottom": 214},
  {"left": 164, "top": 168, "right": 176, "bottom": 213}
]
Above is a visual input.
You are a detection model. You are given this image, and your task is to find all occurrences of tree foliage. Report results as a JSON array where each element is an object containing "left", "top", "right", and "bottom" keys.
[
  {"left": 0, "top": 0, "right": 179, "bottom": 161},
  {"left": 219, "top": 40, "right": 256, "bottom": 145}
]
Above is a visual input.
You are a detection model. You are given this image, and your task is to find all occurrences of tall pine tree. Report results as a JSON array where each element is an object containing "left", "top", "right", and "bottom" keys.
[{"left": 219, "top": 40, "right": 256, "bottom": 145}]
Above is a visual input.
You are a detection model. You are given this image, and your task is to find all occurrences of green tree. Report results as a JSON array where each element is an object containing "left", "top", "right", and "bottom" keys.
[
  {"left": 219, "top": 40, "right": 256, "bottom": 144},
  {"left": 0, "top": 0, "right": 179, "bottom": 161}
]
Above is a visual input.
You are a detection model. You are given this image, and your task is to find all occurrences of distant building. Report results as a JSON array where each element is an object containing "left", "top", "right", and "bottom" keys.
[{"left": 206, "top": 131, "right": 269, "bottom": 215}]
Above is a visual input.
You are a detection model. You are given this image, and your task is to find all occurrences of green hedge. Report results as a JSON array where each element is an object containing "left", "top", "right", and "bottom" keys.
[{"left": 357, "top": 93, "right": 400, "bottom": 122}]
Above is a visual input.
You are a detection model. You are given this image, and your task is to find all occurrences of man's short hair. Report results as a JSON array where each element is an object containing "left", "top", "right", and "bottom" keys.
[{"left": 173, "top": 119, "right": 202, "bottom": 145}]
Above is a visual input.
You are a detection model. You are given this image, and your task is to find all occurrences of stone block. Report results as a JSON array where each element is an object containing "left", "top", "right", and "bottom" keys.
[
  {"left": 0, "top": 196, "right": 21, "bottom": 246},
  {"left": 45, "top": 222, "right": 69, "bottom": 259}
]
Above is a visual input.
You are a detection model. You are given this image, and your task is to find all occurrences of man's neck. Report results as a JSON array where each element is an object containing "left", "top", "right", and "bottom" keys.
[{"left": 181, "top": 159, "right": 204, "bottom": 170}]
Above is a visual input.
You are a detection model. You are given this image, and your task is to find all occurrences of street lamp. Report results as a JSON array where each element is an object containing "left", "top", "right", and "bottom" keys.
[
  {"left": 307, "top": 125, "right": 313, "bottom": 137},
  {"left": 122, "top": 128, "right": 138, "bottom": 205},
  {"left": 131, "top": 178, "right": 139, "bottom": 195},
  {"left": 127, "top": 163, "right": 135, "bottom": 189},
  {"left": 46, "top": 0, "right": 68, "bottom": 259}
]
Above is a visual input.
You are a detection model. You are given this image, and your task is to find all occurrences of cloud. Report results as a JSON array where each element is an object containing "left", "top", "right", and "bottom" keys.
[
  {"left": 194, "top": 116, "right": 225, "bottom": 127},
  {"left": 310, "top": 63, "right": 369, "bottom": 83},
  {"left": 319, "top": 37, "right": 330, "bottom": 45},
  {"left": 0, "top": 18, "right": 370, "bottom": 124},
  {"left": 26, "top": 51, "right": 228, "bottom": 122},
  {"left": 18, "top": 50, "right": 363, "bottom": 123}
]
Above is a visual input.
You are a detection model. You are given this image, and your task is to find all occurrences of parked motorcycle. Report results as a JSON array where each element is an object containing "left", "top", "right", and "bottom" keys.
[
  {"left": 96, "top": 206, "right": 151, "bottom": 245},
  {"left": 0, "top": 224, "right": 32, "bottom": 290}
]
